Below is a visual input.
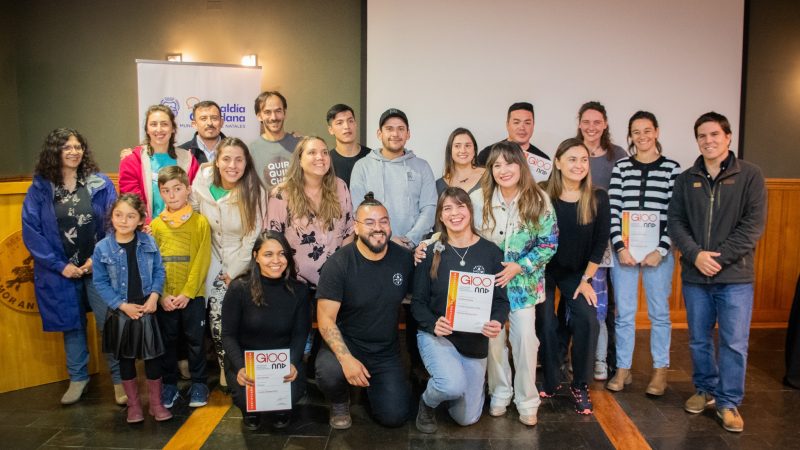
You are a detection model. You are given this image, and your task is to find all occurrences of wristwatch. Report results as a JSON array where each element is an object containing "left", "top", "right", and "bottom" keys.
[
  {"left": 656, "top": 247, "right": 669, "bottom": 257},
  {"left": 581, "top": 274, "right": 593, "bottom": 284}
]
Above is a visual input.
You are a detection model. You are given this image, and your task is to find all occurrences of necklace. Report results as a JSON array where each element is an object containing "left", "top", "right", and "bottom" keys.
[{"left": 450, "top": 244, "right": 471, "bottom": 267}]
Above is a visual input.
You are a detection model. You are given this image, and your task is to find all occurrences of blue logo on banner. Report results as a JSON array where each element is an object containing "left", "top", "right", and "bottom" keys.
[{"left": 160, "top": 97, "right": 180, "bottom": 116}]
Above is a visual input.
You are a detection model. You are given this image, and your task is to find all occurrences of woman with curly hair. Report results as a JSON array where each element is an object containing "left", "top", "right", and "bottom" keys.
[{"left": 22, "top": 128, "right": 125, "bottom": 406}]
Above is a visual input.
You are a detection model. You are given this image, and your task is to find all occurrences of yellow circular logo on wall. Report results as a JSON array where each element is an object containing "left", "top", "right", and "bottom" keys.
[{"left": 0, "top": 231, "right": 38, "bottom": 313}]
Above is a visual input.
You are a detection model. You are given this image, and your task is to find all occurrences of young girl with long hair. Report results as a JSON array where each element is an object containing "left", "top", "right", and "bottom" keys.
[{"left": 92, "top": 194, "right": 170, "bottom": 423}]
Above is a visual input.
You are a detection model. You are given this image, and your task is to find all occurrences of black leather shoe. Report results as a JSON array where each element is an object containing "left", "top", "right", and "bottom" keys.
[{"left": 243, "top": 414, "right": 260, "bottom": 431}]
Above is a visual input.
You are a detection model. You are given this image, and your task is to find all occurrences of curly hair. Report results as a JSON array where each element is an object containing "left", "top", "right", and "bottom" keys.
[
  {"left": 34, "top": 128, "right": 100, "bottom": 185},
  {"left": 574, "top": 101, "right": 615, "bottom": 161}
]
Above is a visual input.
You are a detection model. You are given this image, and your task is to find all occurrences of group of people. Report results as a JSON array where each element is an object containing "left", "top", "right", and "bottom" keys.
[{"left": 21, "top": 91, "right": 766, "bottom": 435}]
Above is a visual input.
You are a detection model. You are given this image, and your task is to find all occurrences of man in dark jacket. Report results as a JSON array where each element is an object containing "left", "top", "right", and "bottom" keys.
[
  {"left": 179, "top": 100, "right": 226, "bottom": 163},
  {"left": 668, "top": 111, "right": 766, "bottom": 434}
]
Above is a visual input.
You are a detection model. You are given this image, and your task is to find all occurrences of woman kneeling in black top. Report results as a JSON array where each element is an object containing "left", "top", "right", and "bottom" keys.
[
  {"left": 221, "top": 231, "right": 311, "bottom": 431},
  {"left": 412, "top": 187, "right": 510, "bottom": 433},
  {"left": 544, "top": 138, "right": 610, "bottom": 415}
]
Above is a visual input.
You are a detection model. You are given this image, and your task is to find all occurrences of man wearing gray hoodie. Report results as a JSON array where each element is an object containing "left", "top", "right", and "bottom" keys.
[{"left": 350, "top": 109, "right": 437, "bottom": 249}]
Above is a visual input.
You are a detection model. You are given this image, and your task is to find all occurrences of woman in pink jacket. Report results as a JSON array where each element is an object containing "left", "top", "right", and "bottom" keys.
[{"left": 119, "top": 105, "right": 199, "bottom": 223}]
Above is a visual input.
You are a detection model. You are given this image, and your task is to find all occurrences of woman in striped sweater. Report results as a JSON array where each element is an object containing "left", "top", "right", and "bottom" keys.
[{"left": 605, "top": 111, "right": 681, "bottom": 395}]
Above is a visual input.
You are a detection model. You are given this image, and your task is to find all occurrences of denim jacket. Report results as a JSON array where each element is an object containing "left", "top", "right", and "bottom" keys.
[{"left": 92, "top": 231, "right": 165, "bottom": 309}]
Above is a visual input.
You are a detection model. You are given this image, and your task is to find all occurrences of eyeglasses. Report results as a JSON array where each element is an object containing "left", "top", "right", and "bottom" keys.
[
  {"left": 355, "top": 218, "right": 390, "bottom": 228},
  {"left": 60, "top": 145, "right": 84, "bottom": 153}
]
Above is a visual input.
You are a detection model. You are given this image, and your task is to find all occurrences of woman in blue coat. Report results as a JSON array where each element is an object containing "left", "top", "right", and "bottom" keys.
[{"left": 22, "top": 128, "right": 125, "bottom": 406}]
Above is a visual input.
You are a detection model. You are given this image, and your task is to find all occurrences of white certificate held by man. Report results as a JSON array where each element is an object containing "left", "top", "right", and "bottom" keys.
[
  {"left": 525, "top": 152, "right": 553, "bottom": 183},
  {"left": 244, "top": 349, "right": 291, "bottom": 412},
  {"left": 621, "top": 210, "right": 661, "bottom": 262},
  {"left": 445, "top": 270, "right": 495, "bottom": 333}
]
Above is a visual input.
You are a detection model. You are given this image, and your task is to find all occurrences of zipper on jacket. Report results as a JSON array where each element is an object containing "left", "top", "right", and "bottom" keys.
[{"left": 702, "top": 176, "right": 717, "bottom": 284}]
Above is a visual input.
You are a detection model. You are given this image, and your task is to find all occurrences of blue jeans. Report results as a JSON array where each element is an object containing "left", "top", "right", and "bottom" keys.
[
  {"left": 611, "top": 252, "right": 674, "bottom": 369},
  {"left": 417, "top": 332, "right": 487, "bottom": 426},
  {"left": 683, "top": 282, "right": 754, "bottom": 408},
  {"left": 64, "top": 277, "right": 122, "bottom": 383}
]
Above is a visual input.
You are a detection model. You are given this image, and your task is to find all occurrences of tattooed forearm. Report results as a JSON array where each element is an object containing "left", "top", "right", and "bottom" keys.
[{"left": 319, "top": 326, "right": 352, "bottom": 359}]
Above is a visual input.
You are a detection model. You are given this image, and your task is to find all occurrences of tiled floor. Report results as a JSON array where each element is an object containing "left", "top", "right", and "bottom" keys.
[{"left": 0, "top": 329, "right": 796, "bottom": 449}]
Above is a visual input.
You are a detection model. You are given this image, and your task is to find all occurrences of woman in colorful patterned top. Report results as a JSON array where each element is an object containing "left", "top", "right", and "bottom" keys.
[{"left": 469, "top": 141, "right": 558, "bottom": 427}]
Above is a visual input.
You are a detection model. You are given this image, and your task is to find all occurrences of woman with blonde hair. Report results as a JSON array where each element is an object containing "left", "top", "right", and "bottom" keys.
[
  {"left": 192, "top": 137, "right": 267, "bottom": 389},
  {"left": 469, "top": 141, "right": 558, "bottom": 426},
  {"left": 267, "top": 136, "right": 354, "bottom": 287}
]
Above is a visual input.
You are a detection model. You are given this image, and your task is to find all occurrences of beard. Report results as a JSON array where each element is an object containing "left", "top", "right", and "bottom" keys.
[{"left": 357, "top": 229, "right": 391, "bottom": 253}]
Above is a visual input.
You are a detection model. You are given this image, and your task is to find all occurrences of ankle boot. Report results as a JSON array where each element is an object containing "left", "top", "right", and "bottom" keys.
[
  {"left": 121, "top": 380, "right": 144, "bottom": 423},
  {"left": 146, "top": 379, "right": 173, "bottom": 421},
  {"left": 606, "top": 368, "right": 632, "bottom": 392},
  {"left": 646, "top": 367, "right": 668, "bottom": 396}
]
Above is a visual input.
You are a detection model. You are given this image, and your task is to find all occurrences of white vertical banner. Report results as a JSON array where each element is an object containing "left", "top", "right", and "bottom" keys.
[{"left": 136, "top": 60, "right": 262, "bottom": 145}]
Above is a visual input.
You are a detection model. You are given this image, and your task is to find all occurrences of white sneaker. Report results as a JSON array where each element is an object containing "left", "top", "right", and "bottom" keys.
[
  {"left": 61, "top": 379, "right": 90, "bottom": 405},
  {"left": 594, "top": 361, "right": 608, "bottom": 381}
]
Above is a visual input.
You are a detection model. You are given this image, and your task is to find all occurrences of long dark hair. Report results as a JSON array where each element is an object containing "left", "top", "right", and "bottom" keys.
[
  {"left": 34, "top": 128, "right": 100, "bottom": 185},
  {"left": 429, "top": 187, "right": 478, "bottom": 280},
  {"left": 212, "top": 137, "right": 265, "bottom": 234},
  {"left": 575, "top": 101, "right": 615, "bottom": 160},
  {"left": 442, "top": 127, "right": 479, "bottom": 183},
  {"left": 107, "top": 193, "right": 147, "bottom": 232},
  {"left": 244, "top": 231, "right": 297, "bottom": 306}
]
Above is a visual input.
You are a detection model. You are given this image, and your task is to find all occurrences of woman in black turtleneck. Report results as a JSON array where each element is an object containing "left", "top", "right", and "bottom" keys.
[{"left": 221, "top": 231, "right": 310, "bottom": 431}]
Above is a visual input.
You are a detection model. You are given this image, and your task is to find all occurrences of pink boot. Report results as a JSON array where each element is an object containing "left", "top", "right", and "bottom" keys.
[
  {"left": 121, "top": 380, "right": 144, "bottom": 423},
  {"left": 146, "top": 379, "right": 173, "bottom": 421}
]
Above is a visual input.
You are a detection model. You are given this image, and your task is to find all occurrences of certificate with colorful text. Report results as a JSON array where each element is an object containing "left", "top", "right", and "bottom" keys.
[
  {"left": 621, "top": 210, "right": 661, "bottom": 263},
  {"left": 245, "top": 349, "right": 291, "bottom": 412},
  {"left": 525, "top": 152, "right": 553, "bottom": 183},
  {"left": 445, "top": 271, "right": 495, "bottom": 333}
]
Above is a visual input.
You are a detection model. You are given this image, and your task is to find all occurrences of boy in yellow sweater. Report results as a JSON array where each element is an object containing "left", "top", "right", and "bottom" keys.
[{"left": 152, "top": 166, "right": 212, "bottom": 408}]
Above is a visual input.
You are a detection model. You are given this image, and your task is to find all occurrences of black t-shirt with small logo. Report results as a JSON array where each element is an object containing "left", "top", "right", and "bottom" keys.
[{"left": 316, "top": 241, "right": 414, "bottom": 358}]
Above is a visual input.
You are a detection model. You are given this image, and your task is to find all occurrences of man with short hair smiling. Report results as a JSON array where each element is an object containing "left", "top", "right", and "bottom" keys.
[
  {"left": 179, "top": 100, "right": 226, "bottom": 164},
  {"left": 249, "top": 91, "right": 300, "bottom": 187},
  {"left": 668, "top": 111, "right": 766, "bottom": 434},
  {"left": 326, "top": 104, "right": 371, "bottom": 187},
  {"left": 349, "top": 108, "right": 437, "bottom": 249},
  {"left": 315, "top": 194, "right": 414, "bottom": 429},
  {"left": 477, "top": 102, "right": 551, "bottom": 182}
]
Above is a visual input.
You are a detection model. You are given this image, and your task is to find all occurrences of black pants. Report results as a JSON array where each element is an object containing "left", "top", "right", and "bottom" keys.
[
  {"left": 157, "top": 297, "right": 208, "bottom": 385},
  {"left": 785, "top": 274, "right": 800, "bottom": 388},
  {"left": 120, "top": 357, "right": 162, "bottom": 381},
  {"left": 536, "top": 283, "right": 562, "bottom": 393},
  {"left": 315, "top": 345, "right": 410, "bottom": 428},
  {"left": 548, "top": 269, "right": 599, "bottom": 387},
  {"left": 226, "top": 360, "right": 305, "bottom": 417},
  {"left": 605, "top": 277, "right": 617, "bottom": 373}
]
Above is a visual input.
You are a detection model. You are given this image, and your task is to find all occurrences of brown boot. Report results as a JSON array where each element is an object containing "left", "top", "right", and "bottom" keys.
[
  {"left": 146, "top": 379, "right": 173, "bottom": 421},
  {"left": 121, "top": 380, "right": 144, "bottom": 423},
  {"left": 606, "top": 368, "right": 632, "bottom": 392},
  {"left": 646, "top": 367, "right": 668, "bottom": 396}
]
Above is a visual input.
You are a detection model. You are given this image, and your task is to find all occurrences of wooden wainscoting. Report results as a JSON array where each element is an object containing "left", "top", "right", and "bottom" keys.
[{"left": 634, "top": 178, "right": 800, "bottom": 328}]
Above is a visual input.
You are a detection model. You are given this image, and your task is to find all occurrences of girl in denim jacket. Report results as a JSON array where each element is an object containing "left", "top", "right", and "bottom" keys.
[{"left": 92, "top": 194, "right": 171, "bottom": 424}]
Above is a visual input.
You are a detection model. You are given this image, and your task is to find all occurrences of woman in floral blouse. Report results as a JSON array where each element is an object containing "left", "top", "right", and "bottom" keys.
[{"left": 267, "top": 136, "right": 354, "bottom": 288}]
